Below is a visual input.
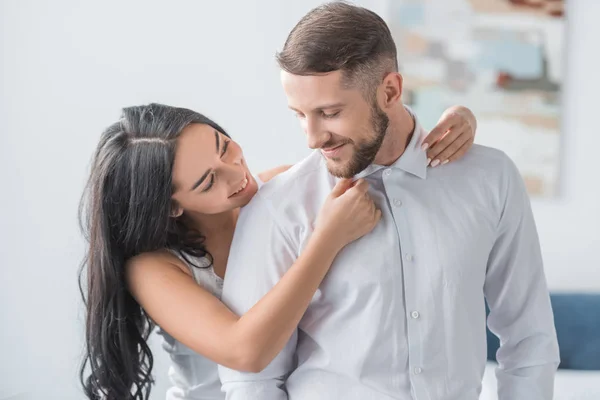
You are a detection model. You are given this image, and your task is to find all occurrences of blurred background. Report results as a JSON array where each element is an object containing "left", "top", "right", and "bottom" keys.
[{"left": 0, "top": 0, "right": 598, "bottom": 399}]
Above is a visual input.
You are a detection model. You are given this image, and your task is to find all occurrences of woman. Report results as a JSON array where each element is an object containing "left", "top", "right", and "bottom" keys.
[{"left": 79, "top": 103, "right": 478, "bottom": 399}]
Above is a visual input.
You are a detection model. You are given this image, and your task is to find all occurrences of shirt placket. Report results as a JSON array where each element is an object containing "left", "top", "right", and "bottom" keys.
[{"left": 382, "top": 167, "right": 428, "bottom": 400}]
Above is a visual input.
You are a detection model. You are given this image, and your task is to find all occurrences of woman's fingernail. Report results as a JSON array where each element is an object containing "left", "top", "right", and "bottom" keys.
[
  {"left": 427, "top": 158, "right": 432, "bottom": 166},
  {"left": 421, "top": 143, "right": 429, "bottom": 151},
  {"left": 431, "top": 159, "right": 440, "bottom": 167},
  {"left": 442, "top": 160, "right": 449, "bottom": 165}
]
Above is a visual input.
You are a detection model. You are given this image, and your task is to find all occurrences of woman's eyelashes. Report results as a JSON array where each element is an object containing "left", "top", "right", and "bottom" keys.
[
  {"left": 221, "top": 139, "right": 230, "bottom": 156},
  {"left": 203, "top": 139, "right": 231, "bottom": 193}
]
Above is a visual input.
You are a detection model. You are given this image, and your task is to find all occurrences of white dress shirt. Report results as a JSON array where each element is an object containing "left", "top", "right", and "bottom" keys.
[{"left": 218, "top": 116, "right": 559, "bottom": 400}]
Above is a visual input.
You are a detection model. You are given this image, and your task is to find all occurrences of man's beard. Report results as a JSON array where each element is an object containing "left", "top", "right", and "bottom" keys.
[{"left": 326, "top": 103, "right": 389, "bottom": 178}]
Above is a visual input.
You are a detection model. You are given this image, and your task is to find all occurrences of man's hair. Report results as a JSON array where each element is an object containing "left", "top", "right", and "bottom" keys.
[{"left": 276, "top": 1, "right": 398, "bottom": 99}]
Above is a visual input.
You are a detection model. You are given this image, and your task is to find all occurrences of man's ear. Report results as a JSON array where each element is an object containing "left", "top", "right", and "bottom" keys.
[{"left": 378, "top": 71, "right": 403, "bottom": 110}]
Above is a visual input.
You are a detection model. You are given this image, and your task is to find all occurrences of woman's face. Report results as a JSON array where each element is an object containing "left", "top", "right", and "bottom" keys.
[{"left": 171, "top": 123, "right": 258, "bottom": 216}]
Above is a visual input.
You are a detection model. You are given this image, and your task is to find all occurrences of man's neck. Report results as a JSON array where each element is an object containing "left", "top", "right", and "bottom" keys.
[{"left": 373, "top": 104, "right": 415, "bottom": 166}]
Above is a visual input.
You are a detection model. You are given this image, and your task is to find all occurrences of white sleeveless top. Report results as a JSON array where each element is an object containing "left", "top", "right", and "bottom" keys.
[
  {"left": 156, "top": 176, "right": 263, "bottom": 400},
  {"left": 156, "top": 253, "right": 225, "bottom": 399}
]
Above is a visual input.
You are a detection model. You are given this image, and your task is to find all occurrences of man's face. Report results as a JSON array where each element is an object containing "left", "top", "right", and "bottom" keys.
[{"left": 281, "top": 70, "right": 389, "bottom": 178}]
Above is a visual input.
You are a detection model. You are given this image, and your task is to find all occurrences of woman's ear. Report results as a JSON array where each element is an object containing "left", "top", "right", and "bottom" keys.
[{"left": 170, "top": 200, "right": 183, "bottom": 218}]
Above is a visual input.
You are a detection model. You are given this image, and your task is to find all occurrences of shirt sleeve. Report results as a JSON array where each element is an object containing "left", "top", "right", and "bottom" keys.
[
  {"left": 217, "top": 193, "right": 299, "bottom": 400},
  {"left": 484, "top": 155, "right": 560, "bottom": 400}
]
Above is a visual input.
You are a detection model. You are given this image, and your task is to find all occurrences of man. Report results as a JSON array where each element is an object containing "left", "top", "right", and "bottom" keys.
[{"left": 218, "top": 2, "right": 559, "bottom": 399}]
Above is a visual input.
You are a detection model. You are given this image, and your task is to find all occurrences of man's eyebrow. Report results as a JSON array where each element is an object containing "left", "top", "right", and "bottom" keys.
[{"left": 288, "top": 102, "right": 346, "bottom": 113}]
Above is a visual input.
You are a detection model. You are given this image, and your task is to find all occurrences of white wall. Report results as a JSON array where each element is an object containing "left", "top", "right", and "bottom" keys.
[{"left": 0, "top": 1, "right": 597, "bottom": 399}]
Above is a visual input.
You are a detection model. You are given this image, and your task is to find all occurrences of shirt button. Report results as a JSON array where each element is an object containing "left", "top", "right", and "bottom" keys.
[
  {"left": 384, "top": 169, "right": 392, "bottom": 177},
  {"left": 393, "top": 199, "right": 403, "bottom": 207},
  {"left": 404, "top": 253, "right": 414, "bottom": 262},
  {"left": 411, "top": 311, "right": 420, "bottom": 319},
  {"left": 413, "top": 367, "right": 422, "bottom": 375}
]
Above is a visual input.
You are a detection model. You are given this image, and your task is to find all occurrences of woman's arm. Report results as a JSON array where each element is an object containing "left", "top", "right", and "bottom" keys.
[
  {"left": 127, "top": 233, "right": 337, "bottom": 372},
  {"left": 127, "top": 179, "right": 380, "bottom": 372}
]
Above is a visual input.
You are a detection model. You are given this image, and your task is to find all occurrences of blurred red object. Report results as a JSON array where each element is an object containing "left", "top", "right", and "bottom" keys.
[{"left": 496, "top": 72, "right": 513, "bottom": 89}]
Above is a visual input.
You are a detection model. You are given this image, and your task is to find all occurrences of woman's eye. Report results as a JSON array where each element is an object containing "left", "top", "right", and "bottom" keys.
[
  {"left": 202, "top": 174, "right": 215, "bottom": 192},
  {"left": 221, "top": 140, "right": 230, "bottom": 156}
]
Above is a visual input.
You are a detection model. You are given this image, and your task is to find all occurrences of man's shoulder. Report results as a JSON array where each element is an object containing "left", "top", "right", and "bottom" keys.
[
  {"left": 431, "top": 144, "right": 523, "bottom": 202},
  {"left": 461, "top": 144, "right": 513, "bottom": 171},
  {"left": 443, "top": 144, "right": 519, "bottom": 185},
  {"left": 245, "top": 150, "right": 329, "bottom": 214},
  {"left": 446, "top": 144, "right": 528, "bottom": 215}
]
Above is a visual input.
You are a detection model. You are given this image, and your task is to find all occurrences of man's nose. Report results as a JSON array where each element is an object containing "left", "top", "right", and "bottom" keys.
[{"left": 304, "top": 118, "right": 328, "bottom": 149}]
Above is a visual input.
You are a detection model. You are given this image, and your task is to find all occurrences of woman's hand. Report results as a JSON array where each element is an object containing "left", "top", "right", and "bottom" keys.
[
  {"left": 258, "top": 164, "right": 293, "bottom": 182},
  {"left": 314, "top": 178, "right": 381, "bottom": 251},
  {"left": 421, "top": 105, "right": 477, "bottom": 167}
]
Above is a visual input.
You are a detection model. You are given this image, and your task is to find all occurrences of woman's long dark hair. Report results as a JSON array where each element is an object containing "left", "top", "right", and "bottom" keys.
[{"left": 78, "top": 103, "right": 229, "bottom": 399}]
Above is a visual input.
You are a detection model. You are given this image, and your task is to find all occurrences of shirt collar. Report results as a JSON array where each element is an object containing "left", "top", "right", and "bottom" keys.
[{"left": 354, "top": 107, "right": 428, "bottom": 180}]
